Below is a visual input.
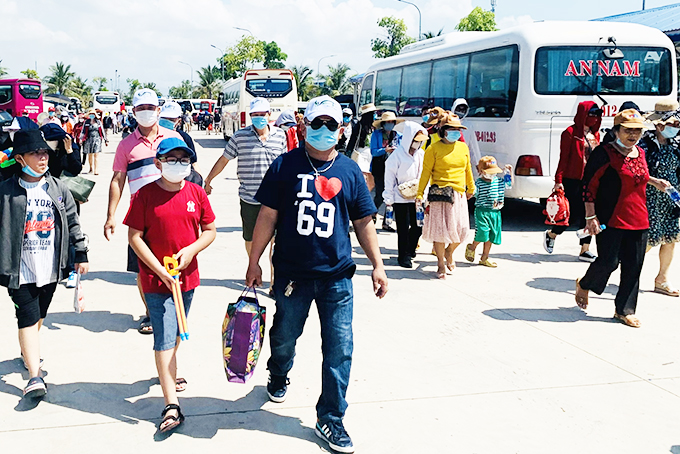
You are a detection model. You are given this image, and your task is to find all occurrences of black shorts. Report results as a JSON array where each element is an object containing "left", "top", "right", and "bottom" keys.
[
  {"left": 240, "top": 200, "right": 262, "bottom": 242},
  {"left": 9, "top": 283, "right": 58, "bottom": 329},
  {"left": 127, "top": 244, "right": 140, "bottom": 273}
]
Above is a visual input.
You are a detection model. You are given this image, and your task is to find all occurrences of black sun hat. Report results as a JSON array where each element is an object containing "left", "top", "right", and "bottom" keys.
[{"left": 11, "top": 129, "right": 50, "bottom": 156}]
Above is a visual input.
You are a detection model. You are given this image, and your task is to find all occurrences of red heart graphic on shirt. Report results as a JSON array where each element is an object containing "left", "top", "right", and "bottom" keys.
[{"left": 314, "top": 176, "right": 342, "bottom": 201}]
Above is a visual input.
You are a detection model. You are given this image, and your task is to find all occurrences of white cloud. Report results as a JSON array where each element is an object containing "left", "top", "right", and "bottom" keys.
[{"left": 497, "top": 14, "right": 535, "bottom": 30}]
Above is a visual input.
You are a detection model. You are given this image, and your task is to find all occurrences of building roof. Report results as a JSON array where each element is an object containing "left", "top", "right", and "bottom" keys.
[{"left": 593, "top": 3, "right": 680, "bottom": 40}]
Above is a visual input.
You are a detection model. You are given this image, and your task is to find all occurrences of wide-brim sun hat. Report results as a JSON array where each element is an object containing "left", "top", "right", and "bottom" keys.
[
  {"left": 372, "top": 111, "right": 404, "bottom": 129},
  {"left": 614, "top": 109, "right": 647, "bottom": 129},
  {"left": 425, "top": 106, "right": 445, "bottom": 125},
  {"left": 439, "top": 112, "right": 467, "bottom": 130},
  {"left": 359, "top": 103, "right": 376, "bottom": 116},
  {"left": 646, "top": 98, "right": 680, "bottom": 122},
  {"left": 11, "top": 130, "right": 51, "bottom": 156}
]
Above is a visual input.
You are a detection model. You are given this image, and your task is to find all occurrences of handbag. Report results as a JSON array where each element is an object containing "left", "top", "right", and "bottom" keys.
[
  {"left": 397, "top": 179, "right": 419, "bottom": 199},
  {"left": 543, "top": 188, "right": 570, "bottom": 226},
  {"left": 427, "top": 184, "right": 454, "bottom": 203},
  {"left": 60, "top": 173, "right": 95, "bottom": 203},
  {"left": 222, "top": 287, "right": 266, "bottom": 384}
]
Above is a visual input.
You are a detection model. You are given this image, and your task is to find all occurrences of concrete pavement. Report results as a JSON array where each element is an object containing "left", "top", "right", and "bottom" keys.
[{"left": 1, "top": 130, "right": 679, "bottom": 453}]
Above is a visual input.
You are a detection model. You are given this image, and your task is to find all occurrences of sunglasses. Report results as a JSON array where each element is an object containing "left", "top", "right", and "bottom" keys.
[{"left": 309, "top": 117, "right": 339, "bottom": 132}]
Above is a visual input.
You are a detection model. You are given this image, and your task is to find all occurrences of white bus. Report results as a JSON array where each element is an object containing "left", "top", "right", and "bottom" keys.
[
  {"left": 92, "top": 91, "right": 121, "bottom": 115},
  {"left": 358, "top": 21, "right": 677, "bottom": 199},
  {"left": 220, "top": 69, "right": 298, "bottom": 141}
]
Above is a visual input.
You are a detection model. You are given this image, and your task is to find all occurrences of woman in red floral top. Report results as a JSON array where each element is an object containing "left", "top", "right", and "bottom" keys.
[{"left": 575, "top": 109, "right": 671, "bottom": 327}]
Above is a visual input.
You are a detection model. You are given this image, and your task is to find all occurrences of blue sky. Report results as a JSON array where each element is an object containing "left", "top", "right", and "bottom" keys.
[{"left": 1, "top": 0, "right": 678, "bottom": 95}]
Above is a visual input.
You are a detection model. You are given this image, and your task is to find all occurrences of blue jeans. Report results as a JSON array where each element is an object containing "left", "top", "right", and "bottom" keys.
[
  {"left": 268, "top": 273, "right": 354, "bottom": 423},
  {"left": 145, "top": 290, "right": 194, "bottom": 351}
]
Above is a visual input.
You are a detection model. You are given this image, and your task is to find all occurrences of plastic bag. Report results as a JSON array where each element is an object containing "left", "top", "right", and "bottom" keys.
[{"left": 73, "top": 272, "right": 85, "bottom": 313}]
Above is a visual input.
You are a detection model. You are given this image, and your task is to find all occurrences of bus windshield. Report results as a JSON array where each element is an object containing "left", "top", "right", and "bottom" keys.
[
  {"left": 0, "top": 86, "right": 11, "bottom": 104},
  {"left": 19, "top": 84, "right": 41, "bottom": 99},
  {"left": 246, "top": 79, "right": 293, "bottom": 97},
  {"left": 534, "top": 46, "right": 672, "bottom": 96},
  {"left": 95, "top": 94, "right": 118, "bottom": 105}
]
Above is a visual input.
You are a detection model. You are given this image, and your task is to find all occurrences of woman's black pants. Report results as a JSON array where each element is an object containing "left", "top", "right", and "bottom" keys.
[
  {"left": 579, "top": 227, "right": 648, "bottom": 316},
  {"left": 550, "top": 178, "right": 591, "bottom": 245},
  {"left": 371, "top": 156, "right": 386, "bottom": 216},
  {"left": 394, "top": 203, "right": 422, "bottom": 260}
]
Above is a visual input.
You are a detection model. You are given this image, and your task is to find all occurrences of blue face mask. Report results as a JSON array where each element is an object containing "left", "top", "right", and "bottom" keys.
[
  {"left": 616, "top": 138, "right": 634, "bottom": 149},
  {"left": 343, "top": 116, "right": 351, "bottom": 123},
  {"left": 662, "top": 126, "right": 680, "bottom": 139},
  {"left": 22, "top": 163, "right": 47, "bottom": 178},
  {"left": 446, "top": 130, "right": 462, "bottom": 142},
  {"left": 251, "top": 116, "right": 268, "bottom": 130},
  {"left": 383, "top": 123, "right": 395, "bottom": 132},
  {"left": 422, "top": 114, "right": 430, "bottom": 123},
  {"left": 373, "top": 113, "right": 379, "bottom": 121},
  {"left": 159, "top": 118, "right": 176, "bottom": 130},
  {"left": 89, "top": 114, "right": 95, "bottom": 120},
  {"left": 306, "top": 125, "right": 339, "bottom": 151}
]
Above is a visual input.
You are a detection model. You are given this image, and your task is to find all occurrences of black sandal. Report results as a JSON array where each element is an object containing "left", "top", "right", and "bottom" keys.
[
  {"left": 138, "top": 316, "right": 153, "bottom": 335},
  {"left": 159, "top": 404, "right": 184, "bottom": 433}
]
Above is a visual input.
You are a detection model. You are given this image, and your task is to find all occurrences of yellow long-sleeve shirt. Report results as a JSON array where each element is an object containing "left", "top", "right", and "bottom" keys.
[{"left": 417, "top": 140, "right": 475, "bottom": 198}]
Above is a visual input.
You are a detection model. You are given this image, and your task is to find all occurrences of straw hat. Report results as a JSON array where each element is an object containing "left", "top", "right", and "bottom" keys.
[
  {"left": 413, "top": 130, "right": 428, "bottom": 142},
  {"left": 614, "top": 109, "right": 646, "bottom": 129},
  {"left": 372, "top": 111, "right": 404, "bottom": 129},
  {"left": 439, "top": 112, "right": 467, "bottom": 130},
  {"left": 359, "top": 103, "right": 377, "bottom": 116},
  {"left": 425, "top": 106, "right": 445, "bottom": 125},
  {"left": 646, "top": 99, "right": 680, "bottom": 123}
]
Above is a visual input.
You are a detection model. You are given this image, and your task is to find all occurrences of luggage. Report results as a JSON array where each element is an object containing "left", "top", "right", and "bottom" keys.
[
  {"left": 222, "top": 287, "right": 266, "bottom": 384},
  {"left": 543, "top": 188, "right": 570, "bottom": 226}
]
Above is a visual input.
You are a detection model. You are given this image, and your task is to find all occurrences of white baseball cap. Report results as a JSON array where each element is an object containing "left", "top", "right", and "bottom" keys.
[
  {"left": 304, "top": 96, "right": 342, "bottom": 123},
  {"left": 249, "top": 97, "right": 270, "bottom": 114},
  {"left": 160, "top": 101, "right": 183, "bottom": 119},
  {"left": 132, "top": 88, "right": 159, "bottom": 108},
  {"left": 342, "top": 108, "right": 353, "bottom": 116}
]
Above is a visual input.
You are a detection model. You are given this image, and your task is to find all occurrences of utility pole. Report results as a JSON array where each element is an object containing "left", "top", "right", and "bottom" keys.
[
  {"left": 491, "top": 0, "right": 497, "bottom": 13},
  {"left": 398, "top": 0, "right": 422, "bottom": 41},
  {"left": 642, "top": 0, "right": 646, "bottom": 10}
]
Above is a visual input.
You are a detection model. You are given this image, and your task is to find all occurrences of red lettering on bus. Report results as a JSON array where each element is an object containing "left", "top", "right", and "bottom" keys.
[
  {"left": 579, "top": 60, "right": 593, "bottom": 76},
  {"left": 623, "top": 61, "right": 640, "bottom": 77},
  {"left": 596, "top": 60, "right": 610, "bottom": 77}
]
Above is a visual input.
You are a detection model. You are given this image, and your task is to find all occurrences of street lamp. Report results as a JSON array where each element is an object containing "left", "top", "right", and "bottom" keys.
[
  {"left": 233, "top": 27, "right": 253, "bottom": 36},
  {"left": 317, "top": 54, "right": 336, "bottom": 81},
  {"left": 211, "top": 44, "right": 225, "bottom": 80},
  {"left": 397, "top": 0, "right": 422, "bottom": 41},
  {"left": 178, "top": 61, "right": 193, "bottom": 86}
]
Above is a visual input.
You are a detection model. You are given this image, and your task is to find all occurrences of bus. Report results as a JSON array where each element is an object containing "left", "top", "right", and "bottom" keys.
[
  {"left": 92, "top": 91, "right": 121, "bottom": 114},
  {"left": 357, "top": 21, "right": 677, "bottom": 199},
  {"left": 220, "top": 69, "right": 298, "bottom": 141},
  {"left": 0, "top": 78, "right": 43, "bottom": 120}
]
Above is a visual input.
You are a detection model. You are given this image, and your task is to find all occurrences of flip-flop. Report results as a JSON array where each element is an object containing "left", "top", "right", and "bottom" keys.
[
  {"left": 575, "top": 278, "right": 589, "bottom": 309},
  {"left": 479, "top": 259, "right": 497, "bottom": 268},
  {"left": 464, "top": 244, "right": 475, "bottom": 262},
  {"left": 159, "top": 404, "right": 184, "bottom": 433},
  {"left": 654, "top": 282, "right": 680, "bottom": 297},
  {"left": 614, "top": 313, "right": 641, "bottom": 328},
  {"left": 176, "top": 378, "right": 187, "bottom": 392},
  {"left": 138, "top": 317, "right": 153, "bottom": 335}
]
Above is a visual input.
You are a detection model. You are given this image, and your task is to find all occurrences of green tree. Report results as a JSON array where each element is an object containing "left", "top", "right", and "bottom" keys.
[
  {"left": 455, "top": 7, "right": 498, "bottom": 32},
  {"left": 422, "top": 28, "right": 444, "bottom": 39},
  {"left": 142, "top": 82, "right": 162, "bottom": 97},
  {"left": 0, "top": 63, "right": 7, "bottom": 77},
  {"left": 291, "top": 65, "right": 314, "bottom": 101},
  {"left": 124, "top": 78, "right": 142, "bottom": 105},
  {"left": 323, "top": 63, "right": 353, "bottom": 97},
  {"left": 20, "top": 69, "right": 39, "bottom": 79},
  {"left": 195, "top": 66, "right": 223, "bottom": 98},
  {"left": 371, "top": 16, "right": 416, "bottom": 58},
  {"left": 45, "top": 62, "right": 75, "bottom": 95},
  {"left": 221, "top": 36, "right": 266, "bottom": 79},
  {"left": 70, "top": 76, "right": 93, "bottom": 104},
  {"left": 169, "top": 80, "right": 193, "bottom": 99},
  {"left": 261, "top": 41, "right": 287, "bottom": 69},
  {"left": 93, "top": 76, "right": 108, "bottom": 91}
]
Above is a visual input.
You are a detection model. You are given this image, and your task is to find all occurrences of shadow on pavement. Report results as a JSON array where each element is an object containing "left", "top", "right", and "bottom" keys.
[
  {"left": 83, "top": 270, "right": 137, "bottom": 286},
  {"left": 483, "top": 307, "right": 618, "bottom": 324},
  {"left": 194, "top": 137, "right": 226, "bottom": 149},
  {"left": 43, "top": 310, "right": 138, "bottom": 333},
  {"left": 493, "top": 252, "right": 579, "bottom": 264},
  {"left": 526, "top": 277, "right": 618, "bottom": 295},
  {"left": 500, "top": 199, "right": 548, "bottom": 232},
  {"left": 670, "top": 446, "right": 680, "bottom": 454}
]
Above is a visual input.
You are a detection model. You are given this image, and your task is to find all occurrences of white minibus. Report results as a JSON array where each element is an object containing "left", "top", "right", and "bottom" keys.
[
  {"left": 221, "top": 69, "right": 298, "bottom": 141},
  {"left": 92, "top": 91, "right": 121, "bottom": 115},
  {"left": 358, "top": 21, "right": 677, "bottom": 199}
]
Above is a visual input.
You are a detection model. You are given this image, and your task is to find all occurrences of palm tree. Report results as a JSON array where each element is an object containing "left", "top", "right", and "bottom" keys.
[
  {"left": 195, "top": 66, "right": 222, "bottom": 98},
  {"left": 93, "top": 76, "right": 108, "bottom": 90},
  {"left": 169, "top": 80, "right": 192, "bottom": 99},
  {"left": 324, "top": 63, "right": 353, "bottom": 97},
  {"left": 142, "top": 82, "right": 161, "bottom": 96},
  {"left": 70, "top": 76, "right": 93, "bottom": 104},
  {"left": 20, "top": 69, "right": 39, "bottom": 80},
  {"left": 0, "top": 62, "right": 8, "bottom": 77},
  {"left": 45, "top": 62, "right": 75, "bottom": 95},
  {"left": 291, "top": 65, "right": 314, "bottom": 101},
  {"left": 422, "top": 28, "right": 444, "bottom": 39}
]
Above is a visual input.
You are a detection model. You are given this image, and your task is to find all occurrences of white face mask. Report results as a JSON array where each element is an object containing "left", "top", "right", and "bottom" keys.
[
  {"left": 135, "top": 109, "right": 159, "bottom": 128},
  {"left": 161, "top": 162, "right": 191, "bottom": 183},
  {"left": 410, "top": 141, "right": 424, "bottom": 150}
]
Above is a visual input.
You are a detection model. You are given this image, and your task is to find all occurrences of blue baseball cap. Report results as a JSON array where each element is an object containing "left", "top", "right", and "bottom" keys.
[{"left": 156, "top": 137, "right": 196, "bottom": 163}]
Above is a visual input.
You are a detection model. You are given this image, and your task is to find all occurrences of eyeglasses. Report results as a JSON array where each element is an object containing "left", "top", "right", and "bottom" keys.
[
  {"left": 159, "top": 156, "right": 191, "bottom": 165},
  {"left": 309, "top": 117, "right": 339, "bottom": 131},
  {"left": 620, "top": 127, "right": 642, "bottom": 136}
]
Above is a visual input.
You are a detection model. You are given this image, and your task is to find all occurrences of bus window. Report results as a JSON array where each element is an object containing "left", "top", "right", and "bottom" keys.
[
  {"left": 0, "top": 86, "right": 11, "bottom": 104},
  {"left": 359, "top": 74, "right": 374, "bottom": 106},
  {"left": 95, "top": 94, "right": 118, "bottom": 105},
  {"left": 19, "top": 84, "right": 41, "bottom": 99},
  {"left": 431, "top": 56, "right": 468, "bottom": 111},
  {"left": 467, "top": 45, "right": 519, "bottom": 118},
  {"left": 375, "top": 68, "right": 402, "bottom": 112},
  {"left": 534, "top": 46, "right": 672, "bottom": 96},
  {"left": 246, "top": 79, "right": 293, "bottom": 98},
  {"left": 399, "top": 62, "right": 432, "bottom": 116}
]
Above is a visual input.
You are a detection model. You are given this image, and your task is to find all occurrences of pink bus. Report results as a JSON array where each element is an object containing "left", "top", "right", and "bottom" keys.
[{"left": 0, "top": 78, "right": 43, "bottom": 120}]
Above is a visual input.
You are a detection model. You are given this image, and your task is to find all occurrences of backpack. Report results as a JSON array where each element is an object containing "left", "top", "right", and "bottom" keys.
[{"left": 543, "top": 189, "right": 570, "bottom": 226}]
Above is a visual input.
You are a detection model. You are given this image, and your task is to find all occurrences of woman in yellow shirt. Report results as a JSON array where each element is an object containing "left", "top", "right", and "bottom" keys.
[{"left": 417, "top": 112, "right": 475, "bottom": 279}]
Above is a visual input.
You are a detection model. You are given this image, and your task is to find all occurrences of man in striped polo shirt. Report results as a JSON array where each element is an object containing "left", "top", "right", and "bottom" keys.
[
  {"left": 205, "top": 97, "right": 286, "bottom": 261},
  {"left": 104, "top": 88, "right": 182, "bottom": 334}
]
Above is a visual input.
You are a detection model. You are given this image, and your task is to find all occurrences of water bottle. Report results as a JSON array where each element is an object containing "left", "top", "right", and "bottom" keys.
[
  {"left": 576, "top": 224, "right": 606, "bottom": 239},
  {"left": 665, "top": 186, "right": 680, "bottom": 208},
  {"left": 416, "top": 203, "right": 425, "bottom": 227},
  {"left": 503, "top": 168, "right": 512, "bottom": 189},
  {"left": 384, "top": 205, "right": 395, "bottom": 229}
]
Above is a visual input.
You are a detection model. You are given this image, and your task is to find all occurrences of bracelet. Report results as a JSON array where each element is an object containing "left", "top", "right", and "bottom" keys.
[{"left": 585, "top": 215, "right": 597, "bottom": 220}]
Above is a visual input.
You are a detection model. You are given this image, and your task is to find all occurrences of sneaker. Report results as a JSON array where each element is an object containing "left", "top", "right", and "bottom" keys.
[
  {"left": 315, "top": 419, "right": 354, "bottom": 453},
  {"left": 267, "top": 373, "right": 289, "bottom": 403},
  {"left": 543, "top": 230, "right": 555, "bottom": 254},
  {"left": 398, "top": 256, "right": 413, "bottom": 268},
  {"left": 23, "top": 376, "right": 47, "bottom": 399},
  {"left": 21, "top": 353, "right": 43, "bottom": 371},
  {"left": 579, "top": 251, "right": 597, "bottom": 263},
  {"left": 65, "top": 271, "right": 78, "bottom": 288}
]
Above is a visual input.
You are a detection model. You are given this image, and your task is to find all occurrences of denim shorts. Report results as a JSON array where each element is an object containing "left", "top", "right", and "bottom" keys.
[{"left": 145, "top": 290, "right": 194, "bottom": 351}]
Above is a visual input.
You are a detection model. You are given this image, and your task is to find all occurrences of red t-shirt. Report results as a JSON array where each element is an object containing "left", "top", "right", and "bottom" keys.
[{"left": 123, "top": 181, "right": 216, "bottom": 294}]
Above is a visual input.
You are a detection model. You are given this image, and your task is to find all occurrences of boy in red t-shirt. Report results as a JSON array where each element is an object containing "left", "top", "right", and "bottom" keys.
[{"left": 124, "top": 137, "right": 216, "bottom": 433}]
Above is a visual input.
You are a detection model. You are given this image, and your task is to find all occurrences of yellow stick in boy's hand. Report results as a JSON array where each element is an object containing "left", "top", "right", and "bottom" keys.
[{"left": 164, "top": 256, "right": 189, "bottom": 341}]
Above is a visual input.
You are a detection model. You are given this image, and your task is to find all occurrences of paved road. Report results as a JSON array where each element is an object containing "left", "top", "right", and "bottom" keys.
[{"left": 1, "top": 131, "right": 679, "bottom": 453}]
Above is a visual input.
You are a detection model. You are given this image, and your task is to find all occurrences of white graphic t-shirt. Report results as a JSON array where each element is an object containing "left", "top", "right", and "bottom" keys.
[{"left": 19, "top": 178, "right": 56, "bottom": 287}]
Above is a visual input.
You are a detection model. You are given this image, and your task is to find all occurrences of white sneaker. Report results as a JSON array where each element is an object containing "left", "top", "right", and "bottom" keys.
[
  {"left": 543, "top": 230, "right": 555, "bottom": 254},
  {"left": 65, "top": 271, "right": 78, "bottom": 288}
]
